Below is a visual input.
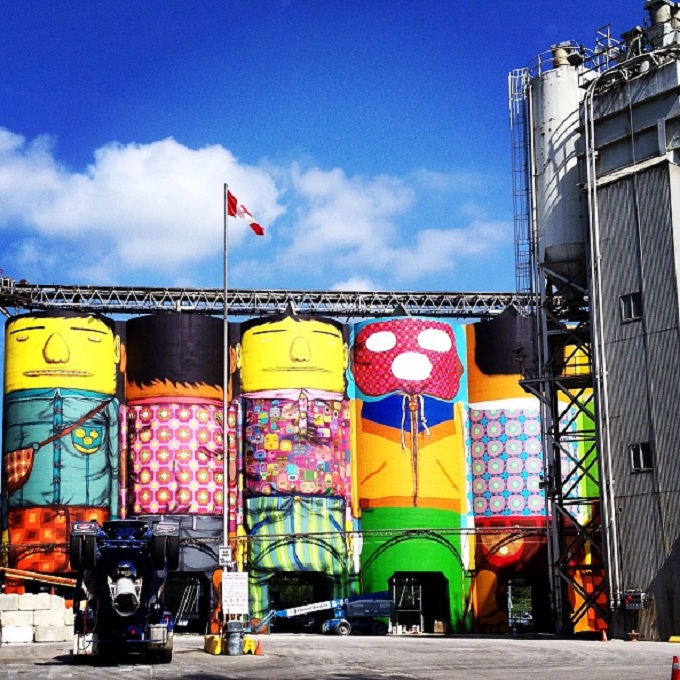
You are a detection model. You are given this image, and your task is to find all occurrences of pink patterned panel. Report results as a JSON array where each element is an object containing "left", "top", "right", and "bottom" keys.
[{"left": 126, "top": 400, "right": 224, "bottom": 515}]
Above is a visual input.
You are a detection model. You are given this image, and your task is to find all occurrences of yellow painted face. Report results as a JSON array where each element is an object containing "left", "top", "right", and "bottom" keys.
[
  {"left": 239, "top": 316, "right": 347, "bottom": 393},
  {"left": 5, "top": 315, "right": 120, "bottom": 394}
]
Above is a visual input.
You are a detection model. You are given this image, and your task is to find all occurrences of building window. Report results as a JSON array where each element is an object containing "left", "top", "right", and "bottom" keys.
[
  {"left": 630, "top": 442, "right": 653, "bottom": 473},
  {"left": 620, "top": 292, "right": 643, "bottom": 322}
]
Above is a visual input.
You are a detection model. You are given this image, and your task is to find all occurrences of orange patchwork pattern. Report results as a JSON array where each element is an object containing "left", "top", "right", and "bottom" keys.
[
  {"left": 8, "top": 506, "right": 108, "bottom": 573},
  {"left": 4, "top": 446, "right": 35, "bottom": 492}
]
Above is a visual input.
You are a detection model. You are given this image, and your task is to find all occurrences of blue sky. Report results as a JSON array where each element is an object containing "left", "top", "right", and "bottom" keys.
[{"left": 0, "top": 0, "right": 643, "bottom": 293}]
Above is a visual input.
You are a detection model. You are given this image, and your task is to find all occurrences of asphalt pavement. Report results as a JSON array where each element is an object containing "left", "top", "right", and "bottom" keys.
[{"left": 1, "top": 632, "right": 680, "bottom": 680}]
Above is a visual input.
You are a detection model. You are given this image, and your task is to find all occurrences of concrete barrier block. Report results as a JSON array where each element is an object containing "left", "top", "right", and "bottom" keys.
[
  {"left": 34, "top": 608, "right": 66, "bottom": 627},
  {"left": 33, "top": 593, "right": 52, "bottom": 610},
  {"left": 18, "top": 593, "right": 52, "bottom": 610},
  {"left": 34, "top": 625, "right": 72, "bottom": 643},
  {"left": 1, "top": 625, "right": 34, "bottom": 643},
  {"left": 49, "top": 595, "right": 66, "bottom": 610},
  {"left": 0, "top": 594, "right": 19, "bottom": 611},
  {"left": 2, "top": 610, "right": 35, "bottom": 626},
  {"left": 64, "top": 608, "right": 74, "bottom": 626}
]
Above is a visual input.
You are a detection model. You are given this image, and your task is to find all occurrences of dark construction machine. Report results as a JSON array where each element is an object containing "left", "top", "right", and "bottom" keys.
[{"left": 69, "top": 519, "right": 180, "bottom": 663}]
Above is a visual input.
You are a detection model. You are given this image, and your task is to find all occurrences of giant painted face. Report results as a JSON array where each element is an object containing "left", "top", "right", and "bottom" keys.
[
  {"left": 5, "top": 315, "right": 120, "bottom": 394},
  {"left": 238, "top": 315, "right": 348, "bottom": 394},
  {"left": 353, "top": 318, "right": 463, "bottom": 399}
]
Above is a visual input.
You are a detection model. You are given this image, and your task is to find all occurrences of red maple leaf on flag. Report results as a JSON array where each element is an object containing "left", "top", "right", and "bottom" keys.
[{"left": 227, "top": 191, "right": 265, "bottom": 235}]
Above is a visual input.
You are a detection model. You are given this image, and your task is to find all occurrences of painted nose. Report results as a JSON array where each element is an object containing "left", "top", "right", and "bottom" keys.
[
  {"left": 43, "top": 332, "right": 70, "bottom": 364},
  {"left": 290, "top": 336, "right": 311, "bottom": 362}
]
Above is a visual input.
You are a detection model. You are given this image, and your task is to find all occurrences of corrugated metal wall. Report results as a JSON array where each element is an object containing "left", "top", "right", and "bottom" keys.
[{"left": 597, "top": 163, "right": 680, "bottom": 639}]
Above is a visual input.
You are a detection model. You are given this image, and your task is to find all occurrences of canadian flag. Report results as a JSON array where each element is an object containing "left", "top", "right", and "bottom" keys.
[{"left": 226, "top": 190, "right": 265, "bottom": 236}]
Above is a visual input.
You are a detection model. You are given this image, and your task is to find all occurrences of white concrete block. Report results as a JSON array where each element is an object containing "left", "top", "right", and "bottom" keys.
[
  {"left": 2, "top": 610, "right": 35, "bottom": 626},
  {"left": 0, "top": 594, "right": 19, "bottom": 611},
  {"left": 49, "top": 594, "right": 66, "bottom": 610},
  {"left": 34, "top": 608, "right": 66, "bottom": 627},
  {"left": 33, "top": 592, "right": 52, "bottom": 610},
  {"left": 65, "top": 608, "right": 74, "bottom": 626},
  {"left": 18, "top": 593, "right": 52, "bottom": 610},
  {"left": 1, "top": 625, "right": 34, "bottom": 643},
  {"left": 34, "top": 625, "right": 72, "bottom": 643}
]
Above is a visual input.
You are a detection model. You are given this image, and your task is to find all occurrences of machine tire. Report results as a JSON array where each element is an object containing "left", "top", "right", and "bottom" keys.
[
  {"left": 69, "top": 535, "right": 82, "bottom": 571},
  {"left": 150, "top": 647, "right": 173, "bottom": 664},
  {"left": 150, "top": 631, "right": 173, "bottom": 663},
  {"left": 82, "top": 533, "right": 97, "bottom": 570},
  {"left": 372, "top": 620, "right": 389, "bottom": 636},
  {"left": 335, "top": 620, "right": 351, "bottom": 636},
  {"left": 166, "top": 535, "right": 180, "bottom": 571},
  {"left": 152, "top": 535, "right": 166, "bottom": 570}
]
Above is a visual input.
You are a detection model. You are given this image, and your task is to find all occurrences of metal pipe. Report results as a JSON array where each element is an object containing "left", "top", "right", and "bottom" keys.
[
  {"left": 583, "top": 73, "right": 623, "bottom": 609},
  {"left": 222, "top": 183, "right": 230, "bottom": 569},
  {"left": 0, "top": 566, "right": 77, "bottom": 588}
]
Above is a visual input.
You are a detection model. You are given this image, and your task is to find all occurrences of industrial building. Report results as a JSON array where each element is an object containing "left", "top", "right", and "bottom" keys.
[
  {"left": 511, "top": 0, "right": 680, "bottom": 639},
  {"left": 3, "top": 0, "right": 680, "bottom": 643}
]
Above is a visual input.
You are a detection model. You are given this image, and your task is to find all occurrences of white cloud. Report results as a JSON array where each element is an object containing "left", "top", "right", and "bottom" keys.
[
  {"left": 331, "top": 276, "right": 383, "bottom": 291},
  {"left": 0, "top": 127, "right": 512, "bottom": 290},
  {"left": 278, "top": 164, "right": 510, "bottom": 286},
  {"left": 286, "top": 165, "right": 413, "bottom": 260},
  {"left": 0, "top": 130, "right": 62, "bottom": 221},
  {"left": 382, "top": 220, "right": 511, "bottom": 283},
  {"left": 0, "top": 130, "right": 282, "bottom": 277}
]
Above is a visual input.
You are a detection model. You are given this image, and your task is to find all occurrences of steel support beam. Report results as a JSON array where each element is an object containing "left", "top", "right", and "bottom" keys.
[{"left": 0, "top": 275, "right": 529, "bottom": 319}]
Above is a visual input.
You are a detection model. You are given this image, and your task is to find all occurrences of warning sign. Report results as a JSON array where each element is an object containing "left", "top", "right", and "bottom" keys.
[
  {"left": 218, "top": 546, "right": 232, "bottom": 566},
  {"left": 221, "top": 571, "right": 249, "bottom": 615}
]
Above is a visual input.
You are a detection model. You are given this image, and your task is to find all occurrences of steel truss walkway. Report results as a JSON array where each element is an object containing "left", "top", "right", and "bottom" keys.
[{"left": 0, "top": 274, "right": 528, "bottom": 318}]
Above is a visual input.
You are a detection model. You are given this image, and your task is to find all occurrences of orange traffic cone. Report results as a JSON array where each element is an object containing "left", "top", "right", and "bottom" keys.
[
  {"left": 255, "top": 640, "right": 264, "bottom": 656},
  {"left": 601, "top": 629, "right": 608, "bottom": 642},
  {"left": 671, "top": 655, "right": 680, "bottom": 680}
]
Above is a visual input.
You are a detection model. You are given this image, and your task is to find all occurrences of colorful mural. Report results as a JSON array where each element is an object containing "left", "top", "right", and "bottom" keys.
[
  {"left": 0, "top": 307, "right": 581, "bottom": 635},
  {"left": 124, "top": 313, "right": 227, "bottom": 573},
  {"left": 237, "top": 312, "right": 355, "bottom": 621},
  {"left": 351, "top": 316, "right": 471, "bottom": 632},
  {"left": 2, "top": 312, "right": 120, "bottom": 573},
  {"left": 466, "top": 314, "right": 551, "bottom": 633}
]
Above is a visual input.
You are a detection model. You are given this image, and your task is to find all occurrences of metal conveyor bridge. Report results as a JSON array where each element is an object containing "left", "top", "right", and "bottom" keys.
[{"left": 0, "top": 274, "right": 530, "bottom": 319}]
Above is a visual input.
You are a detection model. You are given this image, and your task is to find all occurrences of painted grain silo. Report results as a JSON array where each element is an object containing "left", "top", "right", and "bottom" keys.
[
  {"left": 466, "top": 313, "right": 550, "bottom": 633},
  {"left": 350, "top": 316, "right": 471, "bottom": 634},
  {"left": 236, "top": 311, "right": 355, "bottom": 628},
  {"left": 124, "top": 313, "right": 227, "bottom": 630},
  {"left": 467, "top": 313, "right": 605, "bottom": 634},
  {"left": 2, "top": 311, "right": 121, "bottom": 575}
]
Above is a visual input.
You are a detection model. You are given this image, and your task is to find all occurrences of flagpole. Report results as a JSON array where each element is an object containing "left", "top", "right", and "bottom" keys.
[{"left": 222, "top": 182, "right": 229, "bottom": 564}]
